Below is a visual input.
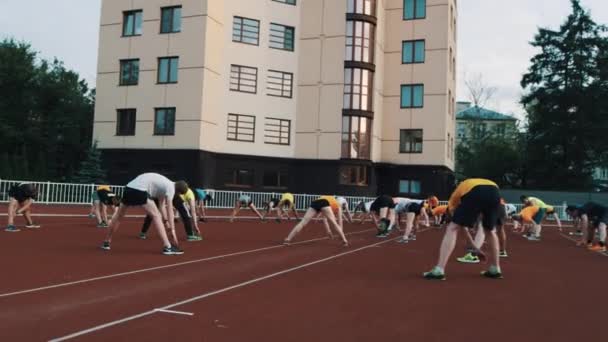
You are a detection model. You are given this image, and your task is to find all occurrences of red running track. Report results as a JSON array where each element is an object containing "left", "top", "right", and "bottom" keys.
[{"left": 0, "top": 205, "right": 606, "bottom": 341}]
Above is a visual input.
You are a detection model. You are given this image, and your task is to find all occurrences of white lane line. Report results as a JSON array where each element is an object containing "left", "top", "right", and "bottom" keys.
[
  {"left": 0, "top": 229, "right": 375, "bottom": 299},
  {"left": 49, "top": 236, "right": 400, "bottom": 342},
  {"left": 154, "top": 309, "right": 194, "bottom": 316},
  {"left": 558, "top": 233, "right": 608, "bottom": 258}
]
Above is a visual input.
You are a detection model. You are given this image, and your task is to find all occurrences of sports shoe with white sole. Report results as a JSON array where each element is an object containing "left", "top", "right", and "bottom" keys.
[
  {"left": 457, "top": 252, "right": 480, "bottom": 264},
  {"left": 5, "top": 225, "right": 20, "bottom": 232},
  {"left": 101, "top": 241, "right": 111, "bottom": 250},
  {"left": 526, "top": 235, "right": 541, "bottom": 241},
  {"left": 25, "top": 224, "right": 41, "bottom": 229}
]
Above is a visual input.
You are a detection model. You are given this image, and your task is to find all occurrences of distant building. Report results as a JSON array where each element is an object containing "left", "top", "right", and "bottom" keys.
[{"left": 455, "top": 101, "right": 517, "bottom": 142}]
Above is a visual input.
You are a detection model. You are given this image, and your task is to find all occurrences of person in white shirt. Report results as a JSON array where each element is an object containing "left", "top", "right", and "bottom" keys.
[
  {"left": 101, "top": 173, "right": 188, "bottom": 255},
  {"left": 392, "top": 198, "right": 426, "bottom": 242},
  {"left": 336, "top": 197, "right": 354, "bottom": 223}
]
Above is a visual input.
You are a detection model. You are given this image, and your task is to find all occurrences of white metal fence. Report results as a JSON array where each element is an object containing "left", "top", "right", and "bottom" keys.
[{"left": 0, "top": 179, "right": 570, "bottom": 220}]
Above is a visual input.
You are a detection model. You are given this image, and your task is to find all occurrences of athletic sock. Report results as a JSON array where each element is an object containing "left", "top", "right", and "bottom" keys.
[{"left": 489, "top": 265, "right": 501, "bottom": 274}]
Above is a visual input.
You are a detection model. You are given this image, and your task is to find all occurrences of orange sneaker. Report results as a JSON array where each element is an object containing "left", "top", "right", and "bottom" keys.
[{"left": 589, "top": 245, "right": 606, "bottom": 252}]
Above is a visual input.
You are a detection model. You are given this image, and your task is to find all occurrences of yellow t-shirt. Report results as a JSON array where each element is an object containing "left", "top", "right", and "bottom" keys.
[
  {"left": 280, "top": 193, "right": 295, "bottom": 208},
  {"left": 180, "top": 189, "right": 195, "bottom": 202},
  {"left": 528, "top": 197, "right": 549, "bottom": 209},
  {"left": 448, "top": 179, "right": 498, "bottom": 212},
  {"left": 432, "top": 205, "right": 448, "bottom": 216},
  {"left": 97, "top": 185, "right": 111, "bottom": 192}
]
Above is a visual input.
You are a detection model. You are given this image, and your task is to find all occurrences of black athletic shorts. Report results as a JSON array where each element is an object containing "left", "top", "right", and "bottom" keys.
[
  {"left": 310, "top": 199, "right": 330, "bottom": 212},
  {"left": 121, "top": 187, "right": 149, "bottom": 206},
  {"left": 406, "top": 203, "right": 423, "bottom": 215},
  {"left": 8, "top": 185, "right": 29, "bottom": 203},
  {"left": 592, "top": 209, "right": 608, "bottom": 227},
  {"left": 370, "top": 195, "right": 395, "bottom": 213},
  {"left": 452, "top": 185, "right": 501, "bottom": 231},
  {"left": 97, "top": 189, "right": 116, "bottom": 205},
  {"left": 269, "top": 198, "right": 280, "bottom": 207}
]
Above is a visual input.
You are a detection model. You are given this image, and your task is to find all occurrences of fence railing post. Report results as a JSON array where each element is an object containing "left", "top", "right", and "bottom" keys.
[{"left": 45, "top": 181, "right": 50, "bottom": 205}]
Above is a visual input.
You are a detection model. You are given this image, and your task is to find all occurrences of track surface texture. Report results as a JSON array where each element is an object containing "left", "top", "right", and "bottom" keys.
[{"left": 0, "top": 204, "right": 605, "bottom": 342}]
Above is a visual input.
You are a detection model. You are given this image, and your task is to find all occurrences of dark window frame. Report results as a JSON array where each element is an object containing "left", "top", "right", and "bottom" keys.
[
  {"left": 225, "top": 168, "right": 254, "bottom": 188},
  {"left": 263, "top": 170, "right": 289, "bottom": 189},
  {"left": 227, "top": 113, "right": 256, "bottom": 142},
  {"left": 230, "top": 64, "right": 258, "bottom": 94},
  {"left": 399, "top": 129, "right": 423, "bottom": 153},
  {"left": 264, "top": 117, "right": 291, "bottom": 145},
  {"left": 346, "top": 0, "right": 377, "bottom": 16},
  {"left": 122, "top": 10, "right": 143, "bottom": 37},
  {"left": 154, "top": 107, "right": 176, "bottom": 136},
  {"left": 119, "top": 59, "right": 140, "bottom": 86},
  {"left": 339, "top": 165, "right": 369, "bottom": 186},
  {"left": 116, "top": 109, "right": 136, "bottom": 136},
  {"left": 344, "top": 68, "right": 374, "bottom": 111},
  {"left": 341, "top": 116, "right": 372, "bottom": 160},
  {"left": 160, "top": 6, "right": 182, "bottom": 34},
  {"left": 232, "top": 16, "right": 260, "bottom": 46},
  {"left": 157, "top": 56, "right": 179, "bottom": 84},
  {"left": 267, "top": 70, "right": 293, "bottom": 98},
  {"left": 269, "top": 23, "right": 295, "bottom": 51},
  {"left": 345, "top": 20, "right": 375, "bottom": 64},
  {"left": 400, "top": 84, "right": 424, "bottom": 108},
  {"left": 403, "top": 0, "right": 426, "bottom": 20},
  {"left": 402, "top": 39, "right": 425, "bottom": 64}
]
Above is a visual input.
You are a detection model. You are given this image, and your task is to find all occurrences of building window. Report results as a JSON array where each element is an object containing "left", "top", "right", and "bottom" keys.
[
  {"left": 154, "top": 108, "right": 176, "bottom": 135},
  {"left": 346, "top": 0, "right": 376, "bottom": 16},
  {"left": 404, "top": 0, "right": 426, "bottom": 20},
  {"left": 472, "top": 122, "right": 487, "bottom": 139},
  {"left": 160, "top": 6, "right": 181, "bottom": 33},
  {"left": 227, "top": 114, "right": 255, "bottom": 142},
  {"left": 273, "top": 0, "right": 296, "bottom": 5},
  {"left": 447, "top": 133, "right": 451, "bottom": 158},
  {"left": 457, "top": 122, "right": 466, "bottom": 138},
  {"left": 225, "top": 169, "right": 254, "bottom": 188},
  {"left": 269, "top": 23, "right": 295, "bottom": 51},
  {"left": 230, "top": 65, "right": 258, "bottom": 94},
  {"left": 116, "top": 109, "right": 136, "bottom": 136},
  {"left": 402, "top": 40, "right": 425, "bottom": 64},
  {"left": 345, "top": 21, "right": 375, "bottom": 63},
  {"left": 267, "top": 70, "right": 293, "bottom": 98},
  {"left": 399, "top": 180, "right": 421, "bottom": 194},
  {"left": 339, "top": 165, "right": 369, "bottom": 186},
  {"left": 342, "top": 116, "right": 372, "bottom": 159},
  {"left": 400, "top": 84, "right": 424, "bottom": 108},
  {"left": 157, "top": 57, "right": 179, "bottom": 84},
  {"left": 344, "top": 68, "right": 373, "bottom": 111},
  {"left": 119, "top": 59, "right": 139, "bottom": 86},
  {"left": 495, "top": 123, "right": 506, "bottom": 136},
  {"left": 232, "top": 16, "right": 260, "bottom": 45},
  {"left": 122, "top": 10, "right": 143, "bottom": 36},
  {"left": 264, "top": 118, "right": 291, "bottom": 145},
  {"left": 263, "top": 170, "right": 288, "bottom": 188},
  {"left": 399, "top": 129, "right": 423, "bottom": 153}
]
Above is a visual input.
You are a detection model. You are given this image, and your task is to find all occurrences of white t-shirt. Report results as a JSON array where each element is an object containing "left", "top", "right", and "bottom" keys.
[
  {"left": 394, "top": 198, "right": 424, "bottom": 213},
  {"left": 127, "top": 173, "right": 175, "bottom": 200},
  {"left": 364, "top": 201, "right": 373, "bottom": 213},
  {"left": 336, "top": 197, "right": 348, "bottom": 208},
  {"left": 505, "top": 204, "right": 517, "bottom": 216}
]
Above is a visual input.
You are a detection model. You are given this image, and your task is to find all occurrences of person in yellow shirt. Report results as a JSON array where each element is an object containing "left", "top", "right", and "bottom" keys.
[
  {"left": 263, "top": 193, "right": 299, "bottom": 222},
  {"left": 431, "top": 205, "right": 448, "bottom": 226},
  {"left": 284, "top": 195, "right": 348, "bottom": 247},
  {"left": 91, "top": 185, "right": 120, "bottom": 228},
  {"left": 519, "top": 195, "right": 550, "bottom": 240},
  {"left": 423, "top": 178, "right": 503, "bottom": 280}
]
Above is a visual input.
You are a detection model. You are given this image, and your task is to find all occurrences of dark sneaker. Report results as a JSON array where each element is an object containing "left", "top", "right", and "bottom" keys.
[
  {"left": 499, "top": 251, "right": 508, "bottom": 258},
  {"left": 481, "top": 270, "right": 503, "bottom": 279},
  {"left": 409, "top": 234, "right": 417, "bottom": 241},
  {"left": 423, "top": 270, "right": 446, "bottom": 281},
  {"left": 139, "top": 233, "right": 147, "bottom": 240},
  {"left": 376, "top": 232, "right": 389, "bottom": 238},
  {"left": 171, "top": 246, "right": 184, "bottom": 255},
  {"left": 101, "top": 241, "right": 111, "bottom": 251},
  {"left": 25, "top": 224, "right": 41, "bottom": 229},
  {"left": 526, "top": 235, "right": 541, "bottom": 241},
  {"left": 5, "top": 225, "right": 20, "bottom": 232},
  {"left": 396, "top": 237, "right": 410, "bottom": 244},
  {"left": 97, "top": 222, "right": 108, "bottom": 228}
]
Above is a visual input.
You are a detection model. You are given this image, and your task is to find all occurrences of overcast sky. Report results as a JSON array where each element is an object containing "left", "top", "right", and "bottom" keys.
[{"left": 1, "top": 0, "right": 607, "bottom": 119}]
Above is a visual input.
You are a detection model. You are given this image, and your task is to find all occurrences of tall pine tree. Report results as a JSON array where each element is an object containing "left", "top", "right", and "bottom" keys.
[
  {"left": 72, "top": 141, "right": 106, "bottom": 184},
  {"left": 521, "top": 0, "right": 608, "bottom": 190}
]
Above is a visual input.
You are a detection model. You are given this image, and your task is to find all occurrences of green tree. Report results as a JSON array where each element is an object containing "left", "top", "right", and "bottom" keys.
[
  {"left": 520, "top": 0, "right": 608, "bottom": 190},
  {"left": 72, "top": 141, "right": 106, "bottom": 184},
  {"left": 0, "top": 39, "right": 94, "bottom": 181}
]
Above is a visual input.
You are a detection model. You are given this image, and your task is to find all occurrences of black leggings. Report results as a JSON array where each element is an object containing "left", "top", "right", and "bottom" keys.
[{"left": 141, "top": 198, "right": 194, "bottom": 236}]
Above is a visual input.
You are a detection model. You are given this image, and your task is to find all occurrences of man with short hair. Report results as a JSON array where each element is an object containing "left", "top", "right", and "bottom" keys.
[{"left": 566, "top": 203, "right": 607, "bottom": 253}]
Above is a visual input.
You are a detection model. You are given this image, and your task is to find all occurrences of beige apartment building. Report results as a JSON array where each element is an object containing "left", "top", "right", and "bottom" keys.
[{"left": 94, "top": 0, "right": 457, "bottom": 196}]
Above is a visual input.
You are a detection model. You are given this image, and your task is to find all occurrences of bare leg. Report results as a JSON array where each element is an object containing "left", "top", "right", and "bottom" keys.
[
  {"left": 321, "top": 207, "right": 348, "bottom": 245},
  {"left": 94, "top": 201, "right": 102, "bottom": 224},
  {"left": 322, "top": 218, "right": 334, "bottom": 238},
  {"left": 101, "top": 204, "right": 108, "bottom": 223},
  {"left": 7, "top": 199, "right": 18, "bottom": 226},
  {"left": 598, "top": 222, "right": 607, "bottom": 246},
  {"left": 229, "top": 201, "right": 241, "bottom": 222},
  {"left": 436, "top": 222, "right": 461, "bottom": 270},
  {"left": 487, "top": 229, "right": 501, "bottom": 271},
  {"left": 249, "top": 204, "right": 264, "bottom": 220},
  {"left": 474, "top": 223, "right": 486, "bottom": 248},
  {"left": 285, "top": 208, "right": 317, "bottom": 242},
  {"left": 23, "top": 209, "right": 34, "bottom": 225},
  {"left": 498, "top": 225, "right": 507, "bottom": 253},
  {"left": 402, "top": 213, "right": 416, "bottom": 239},
  {"left": 144, "top": 201, "right": 173, "bottom": 248},
  {"left": 104, "top": 204, "right": 128, "bottom": 243}
]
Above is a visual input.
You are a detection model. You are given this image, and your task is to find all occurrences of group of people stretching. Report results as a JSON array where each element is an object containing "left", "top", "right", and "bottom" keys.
[{"left": 4, "top": 175, "right": 607, "bottom": 277}]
